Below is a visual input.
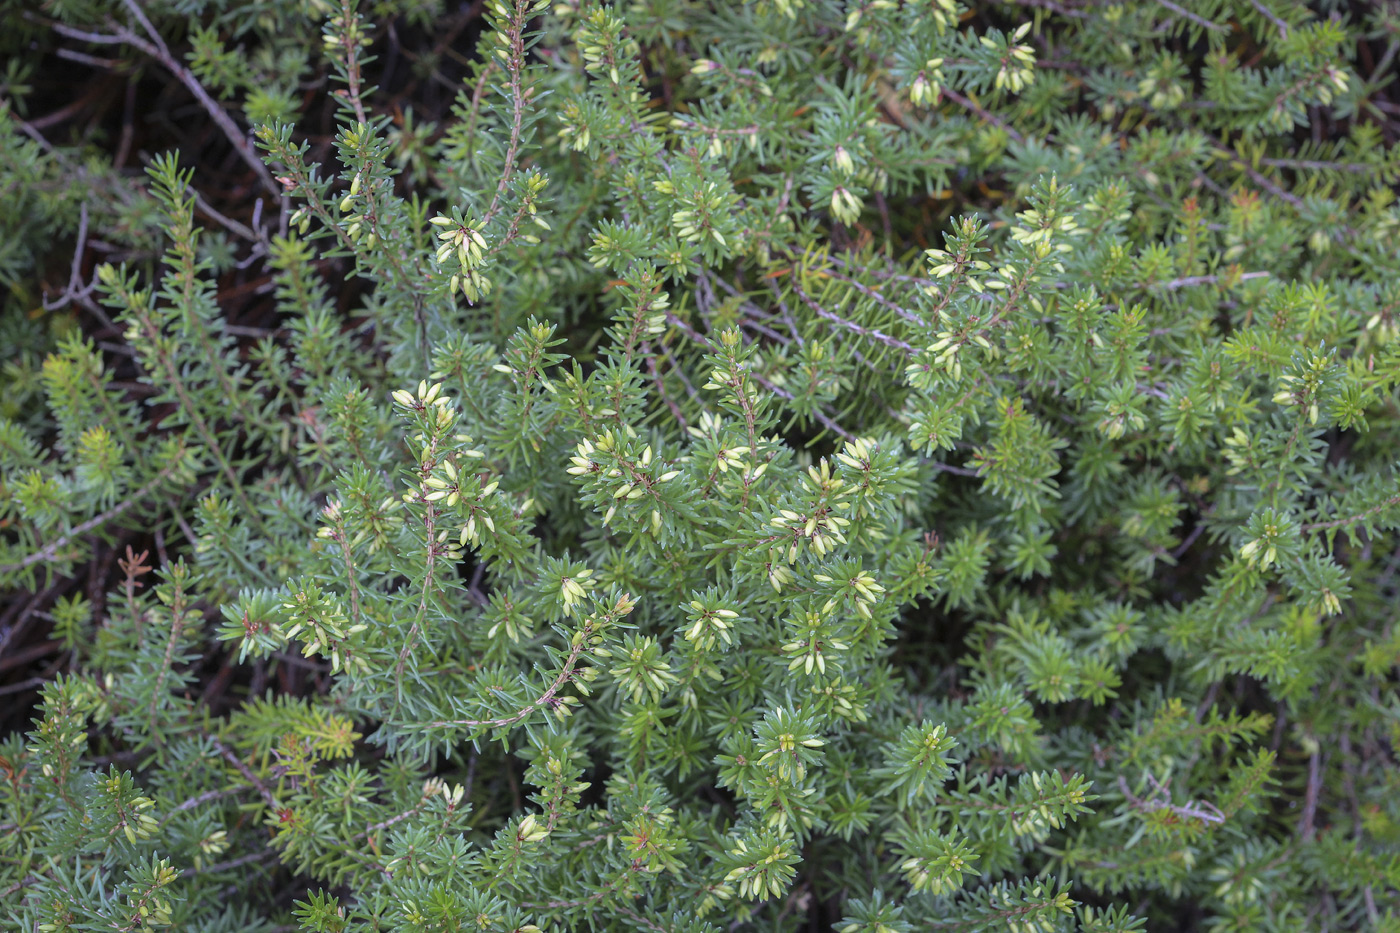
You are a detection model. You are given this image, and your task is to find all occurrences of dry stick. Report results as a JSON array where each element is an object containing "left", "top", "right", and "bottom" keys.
[
  {"left": 801, "top": 260, "right": 929, "bottom": 328},
  {"left": 738, "top": 307, "right": 791, "bottom": 345},
  {"left": 161, "top": 787, "right": 241, "bottom": 824},
  {"left": 825, "top": 253, "right": 937, "bottom": 289},
  {"left": 118, "top": 0, "right": 278, "bottom": 197},
  {"left": 939, "top": 87, "right": 1024, "bottom": 143},
  {"left": 787, "top": 275, "right": 917, "bottom": 354},
  {"left": 1261, "top": 156, "right": 1371, "bottom": 172},
  {"left": 1236, "top": 158, "right": 1306, "bottom": 209},
  {"left": 185, "top": 183, "right": 259, "bottom": 243},
  {"left": 700, "top": 270, "right": 996, "bottom": 460},
  {"left": 1154, "top": 0, "right": 1228, "bottom": 33},
  {"left": 0, "top": 642, "right": 63, "bottom": 676},
  {"left": 1117, "top": 773, "right": 1226, "bottom": 825},
  {"left": 0, "top": 876, "right": 38, "bottom": 898},
  {"left": 647, "top": 354, "right": 689, "bottom": 430},
  {"left": 660, "top": 343, "right": 708, "bottom": 411},
  {"left": 27, "top": 92, "right": 96, "bottom": 130},
  {"left": 213, "top": 738, "right": 279, "bottom": 809},
  {"left": 53, "top": 46, "right": 121, "bottom": 69},
  {"left": 423, "top": 639, "right": 588, "bottom": 729},
  {"left": 1336, "top": 731, "right": 1363, "bottom": 839},
  {"left": 1298, "top": 749, "right": 1321, "bottom": 841},
  {"left": 13, "top": 114, "right": 140, "bottom": 318},
  {"left": 1206, "top": 136, "right": 1317, "bottom": 213},
  {"left": 384, "top": 0, "right": 485, "bottom": 110},
  {"left": 664, "top": 311, "right": 855, "bottom": 441},
  {"left": 618, "top": 906, "right": 669, "bottom": 933},
  {"left": 0, "top": 677, "right": 49, "bottom": 697},
  {"left": 358, "top": 795, "right": 434, "bottom": 838},
  {"left": 166, "top": 500, "right": 201, "bottom": 552},
  {"left": 1303, "top": 493, "right": 1400, "bottom": 533},
  {"left": 1249, "top": 0, "right": 1290, "bottom": 38},
  {"left": 114, "top": 79, "right": 137, "bottom": 168},
  {"left": 0, "top": 462, "right": 182, "bottom": 575},
  {"left": 42, "top": 202, "right": 94, "bottom": 311},
  {"left": 180, "top": 849, "right": 276, "bottom": 879},
  {"left": 762, "top": 375, "right": 855, "bottom": 441},
  {"left": 1008, "top": 0, "right": 1088, "bottom": 17},
  {"left": 42, "top": 4, "right": 280, "bottom": 199},
  {"left": 1152, "top": 271, "right": 1271, "bottom": 290},
  {"left": 465, "top": 557, "right": 489, "bottom": 608},
  {"left": 761, "top": 275, "right": 807, "bottom": 348},
  {"left": 1171, "top": 511, "right": 1212, "bottom": 560}
]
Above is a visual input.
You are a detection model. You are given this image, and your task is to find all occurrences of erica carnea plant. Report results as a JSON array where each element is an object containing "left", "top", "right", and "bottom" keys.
[{"left": 2, "top": 0, "right": 1399, "bottom": 931}]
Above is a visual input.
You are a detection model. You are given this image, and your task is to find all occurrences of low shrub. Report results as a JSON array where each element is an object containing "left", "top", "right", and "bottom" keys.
[{"left": 2, "top": 0, "right": 1398, "bottom": 930}]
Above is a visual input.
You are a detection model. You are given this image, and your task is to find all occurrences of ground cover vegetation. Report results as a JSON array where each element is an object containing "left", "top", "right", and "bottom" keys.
[{"left": 1, "top": 0, "right": 1399, "bottom": 930}]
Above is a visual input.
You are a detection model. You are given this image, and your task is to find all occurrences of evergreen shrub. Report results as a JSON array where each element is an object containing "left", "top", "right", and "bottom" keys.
[{"left": 2, "top": 0, "right": 1399, "bottom": 930}]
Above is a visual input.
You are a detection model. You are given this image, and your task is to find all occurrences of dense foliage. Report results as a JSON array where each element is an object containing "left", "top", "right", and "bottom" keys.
[{"left": 2, "top": 0, "right": 1399, "bottom": 930}]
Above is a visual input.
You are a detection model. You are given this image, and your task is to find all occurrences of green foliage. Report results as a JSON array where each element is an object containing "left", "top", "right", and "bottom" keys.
[{"left": 3, "top": 0, "right": 1400, "bottom": 930}]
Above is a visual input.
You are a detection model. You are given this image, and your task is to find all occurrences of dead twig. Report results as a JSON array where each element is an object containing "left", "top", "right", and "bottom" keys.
[{"left": 39, "top": 5, "right": 280, "bottom": 198}]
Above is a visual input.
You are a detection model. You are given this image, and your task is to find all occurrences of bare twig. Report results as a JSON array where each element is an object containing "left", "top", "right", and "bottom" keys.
[
  {"left": 422, "top": 639, "right": 589, "bottom": 730},
  {"left": 618, "top": 905, "right": 669, "bottom": 933},
  {"left": 788, "top": 276, "right": 916, "bottom": 354},
  {"left": 0, "top": 875, "right": 38, "bottom": 898},
  {"left": 1249, "top": 0, "right": 1289, "bottom": 38},
  {"left": 1154, "top": 0, "right": 1227, "bottom": 33},
  {"left": 664, "top": 311, "right": 856, "bottom": 440},
  {"left": 1303, "top": 493, "right": 1400, "bottom": 533},
  {"left": 1298, "top": 749, "right": 1321, "bottom": 841},
  {"left": 940, "top": 87, "right": 1025, "bottom": 143},
  {"left": 783, "top": 251, "right": 929, "bottom": 328},
  {"left": 54, "top": 47, "right": 121, "bottom": 69},
  {"left": 188, "top": 184, "right": 260, "bottom": 244},
  {"left": 213, "top": 738, "right": 280, "bottom": 809},
  {"left": 0, "top": 677, "right": 50, "bottom": 697},
  {"left": 1150, "top": 271, "right": 1271, "bottom": 290},
  {"left": 162, "top": 787, "right": 241, "bottom": 823},
  {"left": 42, "top": 202, "right": 95, "bottom": 311},
  {"left": 42, "top": 5, "right": 279, "bottom": 198},
  {"left": 1118, "top": 772, "right": 1226, "bottom": 826},
  {"left": 0, "top": 461, "right": 182, "bottom": 576},
  {"left": 180, "top": 849, "right": 275, "bottom": 878},
  {"left": 648, "top": 354, "right": 689, "bottom": 431},
  {"left": 929, "top": 461, "right": 980, "bottom": 477},
  {"left": 1171, "top": 514, "right": 1212, "bottom": 560}
]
